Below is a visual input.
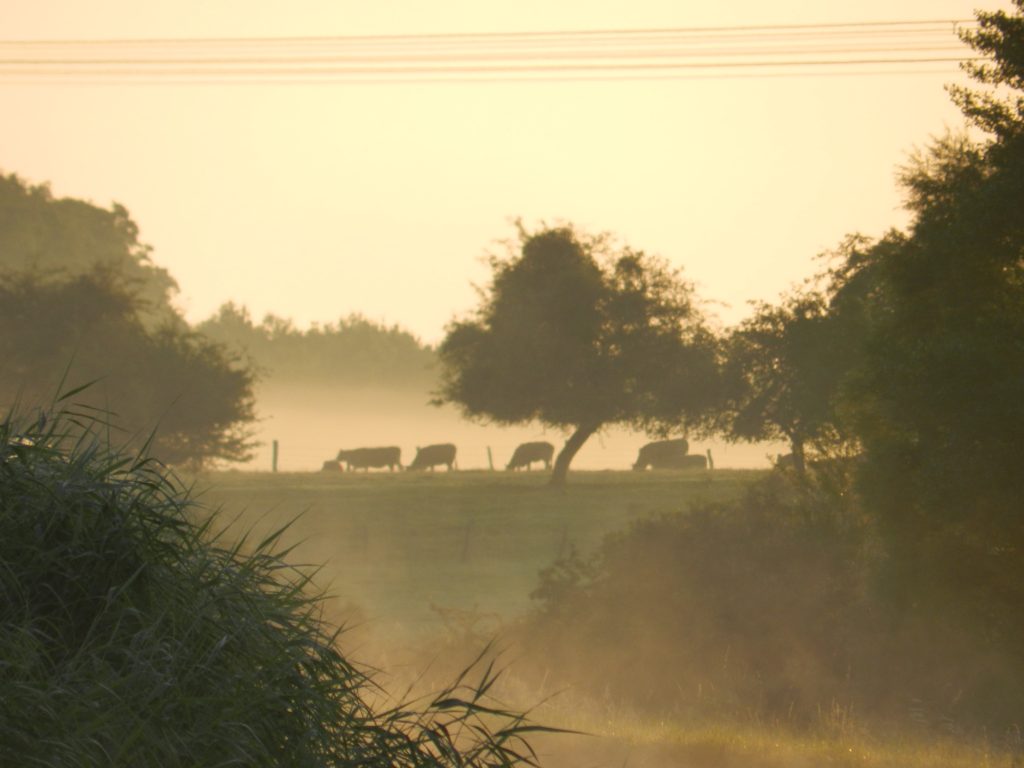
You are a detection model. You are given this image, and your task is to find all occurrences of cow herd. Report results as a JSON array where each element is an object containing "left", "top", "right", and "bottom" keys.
[{"left": 322, "top": 438, "right": 712, "bottom": 473}]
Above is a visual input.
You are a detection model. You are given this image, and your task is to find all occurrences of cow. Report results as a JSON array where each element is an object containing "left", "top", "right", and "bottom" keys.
[
  {"left": 632, "top": 438, "right": 690, "bottom": 470},
  {"left": 407, "top": 443, "right": 457, "bottom": 471},
  {"left": 336, "top": 446, "right": 402, "bottom": 471},
  {"left": 506, "top": 441, "right": 555, "bottom": 471}
]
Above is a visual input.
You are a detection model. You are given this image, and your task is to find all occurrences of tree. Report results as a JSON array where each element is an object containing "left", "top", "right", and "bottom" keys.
[
  {"left": 0, "top": 173, "right": 178, "bottom": 323},
  {"left": 831, "top": 0, "right": 1024, "bottom": 645},
  {"left": 720, "top": 288, "right": 848, "bottom": 475},
  {"left": 437, "top": 223, "right": 720, "bottom": 486},
  {"left": 718, "top": 232, "right": 890, "bottom": 476},
  {"left": 0, "top": 174, "right": 258, "bottom": 468},
  {"left": 948, "top": 0, "right": 1024, "bottom": 142},
  {"left": 0, "top": 270, "right": 257, "bottom": 468}
]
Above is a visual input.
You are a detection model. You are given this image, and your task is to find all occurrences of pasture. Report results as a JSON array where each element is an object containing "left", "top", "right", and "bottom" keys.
[
  {"left": 192, "top": 467, "right": 1019, "bottom": 768},
  {"left": 195, "top": 468, "right": 760, "bottom": 639}
]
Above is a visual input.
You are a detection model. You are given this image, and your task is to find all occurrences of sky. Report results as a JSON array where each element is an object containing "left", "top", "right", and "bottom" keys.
[{"left": 0, "top": 1, "right": 1011, "bottom": 345}]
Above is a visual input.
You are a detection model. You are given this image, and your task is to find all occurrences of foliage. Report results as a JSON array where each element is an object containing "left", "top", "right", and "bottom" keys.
[
  {"left": 0, "top": 407, "right": 546, "bottom": 768},
  {"left": 949, "top": 0, "right": 1024, "bottom": 141},
  {"left": 0, "top": 172, "right": 177, "bottom": 323},
  {"left": 437, "top": 223, "right": 720, "bottom": 485},
  {"left": 198, "top": 302, "right": 437, "bottom": 390},
  {"left": 832, "top": 1, "right": 1024, "bottom": 645},
  {"left": 707, "top": 2, "right": 1024, "bottom": 676},
  {"left": 0, "top": 271, "right": 257, "bottom": 468},
  {"left": 720, "top": 280, "right": 857, "bottom": 473},
  {"left": 519, "top": 470, "right": 1024, "bottom": 732}
]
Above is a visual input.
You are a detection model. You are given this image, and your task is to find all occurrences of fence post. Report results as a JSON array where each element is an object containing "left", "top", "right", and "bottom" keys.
[
  {"left": 487, "top": 446, "right": 494, "bottom": 471},
  {"left": 272, "top": 440, "right": 279, "bottom": 472}
]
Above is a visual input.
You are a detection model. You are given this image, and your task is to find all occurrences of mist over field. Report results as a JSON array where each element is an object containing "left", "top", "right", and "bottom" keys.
[
  {"left": 249, "top": 383, "right": 783, "bottom": 472},
  {"left": 4, "top": 1, "right": 1024, "bottom": 765}
]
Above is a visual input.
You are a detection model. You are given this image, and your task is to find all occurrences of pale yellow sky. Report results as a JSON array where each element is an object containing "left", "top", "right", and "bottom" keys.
[{"left": 0, "top": 1, "right": 1010, "bottom": 344}]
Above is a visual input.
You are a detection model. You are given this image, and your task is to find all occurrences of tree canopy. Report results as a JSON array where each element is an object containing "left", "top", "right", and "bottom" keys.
[
  {"left": 0, "top": 271, "right": 257, "bottom": 467},
  {"left": 0, "top": 173, "right": 178, "bottom": 323},
  {"left": 846, "top": 5, "right": 1024, "bottom": 524},
  {"left": 720, "top": 288, "right": 847, "bottom": 474},
  {"left": 723, "top": 1, "right": 1024, "bottom": 648},
  {"left": 437, "top": 223, "right": 720, "bottom": 485},
  {"left": 0, "top": 174, "right": 257, "bottom": 468}
]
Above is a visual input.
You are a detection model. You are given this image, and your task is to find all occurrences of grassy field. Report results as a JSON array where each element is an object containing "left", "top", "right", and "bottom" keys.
[
  {"left": 194, "top": 467, "right": 759, "bottom": 638},
  {"left": 190, "top": 467, "right": 1020, "bottom": 768}
]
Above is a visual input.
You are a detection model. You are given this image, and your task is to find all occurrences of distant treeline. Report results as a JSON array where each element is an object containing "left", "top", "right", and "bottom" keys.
[{"left": 197, "top": 304, "right": 438, "bottom": 391}]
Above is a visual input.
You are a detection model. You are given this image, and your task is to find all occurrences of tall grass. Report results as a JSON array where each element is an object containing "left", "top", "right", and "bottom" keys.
[{"left": 0, "top": 404, "right": 547, "bottom": 767}]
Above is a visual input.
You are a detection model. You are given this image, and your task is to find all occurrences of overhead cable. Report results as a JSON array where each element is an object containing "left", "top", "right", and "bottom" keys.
[{"left": 0, "top": 19, "right": 984, "bottom": 84}]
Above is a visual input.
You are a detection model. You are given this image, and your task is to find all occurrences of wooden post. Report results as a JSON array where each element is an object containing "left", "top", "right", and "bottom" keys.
[
  {"left": 487, "top": 446, "right": 494, "bottom": 471},
  {"left": 272, "top": 440, "right": 279, "bottom": 472},
  {"left": 706, "top": 448, "right": 714, "bottom": 471}
]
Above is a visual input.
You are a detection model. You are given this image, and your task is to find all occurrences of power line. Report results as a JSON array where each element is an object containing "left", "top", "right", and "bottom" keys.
[
  {"left": 0, "top": 19, "right": 984, "bottom": 84},
  {"left": 0, "top": 18, "right": 976, "bottom": 46}
]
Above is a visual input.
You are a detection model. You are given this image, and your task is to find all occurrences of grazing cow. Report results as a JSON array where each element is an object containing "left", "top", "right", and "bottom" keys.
[
  {"left": 336, "top": 446, "right": 402, "bottom": 471},
  {"left": 632, "top": 438, "right": 690, "bottom": 470},
  {"left": 407, "top": 443, "right": 457, "bottom": 471},
  {"left": 506, "top": 441, "right": 555, "bottom": 471}
]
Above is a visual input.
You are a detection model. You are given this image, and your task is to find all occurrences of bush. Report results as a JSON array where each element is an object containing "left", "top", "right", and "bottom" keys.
[
  {"left": 0, "top": 406, "right": 542, "bottom": 767},
  {"left": 520, "top": 468, "right": 1024, "bottom": 732},
  {"left": 521, "top": 471, "right": 870, "bottom": 723}
]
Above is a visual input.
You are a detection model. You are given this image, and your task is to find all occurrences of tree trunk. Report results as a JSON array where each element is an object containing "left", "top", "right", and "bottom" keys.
[
  {"left": 790, "top": 435, "right": 807, "bottom": 477},
  {"left": 549, "top": 422, "right": 601, "bottom": 487}
]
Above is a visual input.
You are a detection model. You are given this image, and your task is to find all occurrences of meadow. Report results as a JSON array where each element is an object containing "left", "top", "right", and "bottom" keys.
[
  {"left": 192, "top": 467, "right": 1020, "bottom": 768},
  {"left": 195, "top": 467, "right": 758, "bottom": 638}
]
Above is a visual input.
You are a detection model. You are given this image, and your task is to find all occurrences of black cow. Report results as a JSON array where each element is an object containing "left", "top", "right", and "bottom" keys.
[
  {"left": 336, "top": 446, "right": 402, "bottom": 471},
  {"left": 506, "top": 441, "right": 554, "bottom": 471},
  {"left": 407, "top": 443, "right": 457, "bottom": 471},
  {"left": 632, "top": 438, "right": 690, "bottom": 470}
]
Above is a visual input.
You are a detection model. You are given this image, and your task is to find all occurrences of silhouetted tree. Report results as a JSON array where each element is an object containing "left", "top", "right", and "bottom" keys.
[
  {"left": 437, "top": 223, "right": 720, "bottom": 486},
  {"left": 0, "top": 173, "right": 178, "bottom": 323},
  {"left": 829, "top": 1, "right": 1024, "bottom": 652},
  {"left": 0, "top": 174, "right": 256, "bottom": 467},
  {"left": 0, "top": 270, "right": 257, "bottom": 468},
  {"left": 720, "top": 287, "right": 851, "bottom": 475}
]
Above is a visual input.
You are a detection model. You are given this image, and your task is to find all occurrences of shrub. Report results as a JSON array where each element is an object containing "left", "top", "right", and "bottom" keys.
[
  {"left": 0, "top": 405, "right": 542, "bottom": 767},
  {"left": 521, "top": 471, "right": 871, "bottom": 723},
  {"left": 520, "top": 468, "right": 1024, "bottom": 731}
]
